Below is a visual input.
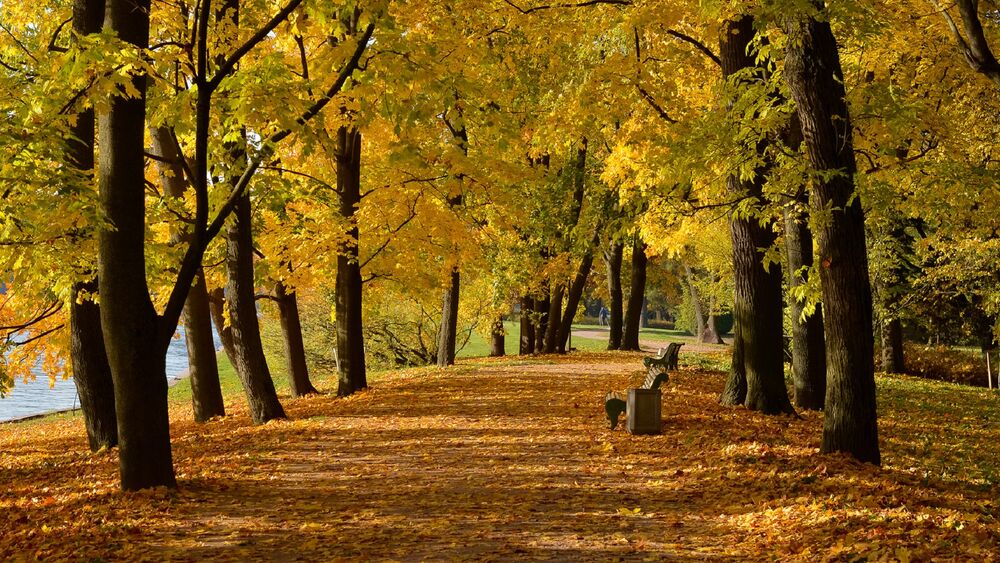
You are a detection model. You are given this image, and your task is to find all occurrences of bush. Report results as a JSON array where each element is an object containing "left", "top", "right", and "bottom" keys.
[{"left": 904, "top": 343, "right": 993, "bottom": 388}]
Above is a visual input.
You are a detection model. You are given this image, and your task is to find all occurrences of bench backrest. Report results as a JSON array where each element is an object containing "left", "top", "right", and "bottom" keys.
[{"left": 641, "top": 370, "right": 669, "bottom": 390}]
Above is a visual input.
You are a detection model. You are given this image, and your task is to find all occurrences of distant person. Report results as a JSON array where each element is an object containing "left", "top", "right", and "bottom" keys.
[{"left": 599, "top": 306, "right": 609, "bottom": 326}]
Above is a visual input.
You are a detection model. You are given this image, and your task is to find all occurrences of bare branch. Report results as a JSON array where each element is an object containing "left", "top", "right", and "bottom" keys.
[{"left": 502, "top": 0, "right": 631, "bottom": 14}]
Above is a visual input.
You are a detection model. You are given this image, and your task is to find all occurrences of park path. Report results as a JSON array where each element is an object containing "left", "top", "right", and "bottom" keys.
[
  {"left": 157, "top": 355, "right": 745, "bottom": 560},
  {"left": 572, "top": 326, "right": 730, "bottom": 354}
]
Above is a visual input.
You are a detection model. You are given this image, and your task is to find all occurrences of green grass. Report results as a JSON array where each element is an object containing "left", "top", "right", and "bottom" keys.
[{"left": 459, "top": 321, "right": 612, "bottom": 357}]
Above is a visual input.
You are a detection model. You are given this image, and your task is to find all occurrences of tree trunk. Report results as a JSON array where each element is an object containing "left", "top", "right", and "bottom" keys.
[
  {"left": 225, "top": 192, "right": 286, "bottom": 423},
  {"left": 719, "top": 16, "right": 793, "bottom": 415},
  {"left": 437, "top": 268, "right": 461, "bottom": 366},
  {"left": 729, "top": 208, "right": 790, "bottom": 413},
  {"left": 621, "top": 237, "right": 647, "bottom": 351},
  {"left": 97, "top": 0, "right": 175, "bottom": 490},
  {"left": 683, "top": 263, "right": 708, "bottom": 341},
  {"left": 557, "top": 251, "right": 595, "bottom": 353},
  {"left": 519, "top": 296, "right": 535, "bottom": 354},
  {"left": 543, "top": 284, "right": 564, "bottom": 353},
  {"left": 184, "top": 273, "right": 226, "bottom": 421},
  {"left": 785, "top": 13, "right": 880, "bottom": 464},
  {"left": 276, "top": 281, "right": 318, "bottom": 396},
  {"left": 208, "top": 287, "right": 238, "bottom": 367},
  {"left": 881, "top": 318, "right": 905, "bottom": 374},
  {"left": 534, "top": 287, "right": 549, "bottom": 353},
  {"left": 69, "top": 281, "right": 118, "bottom": 452},
  {"left": 605, "top": 242, "right": 624, "bottom": 350},
  {"left": 490, "top": 317, "right": 505, "bottom": 357},
  {"left": 67, "top": 0, "right": 117, "bottom": 453},
  {"left": 149, "top": 127, "right": 225, "bottom": 422},
  {"left": 720, "top": 321, "right": 747, "bottom": 405},
  {"left": 336, "top": 127, "right": 367, "bottom": 395},
  {"left": 784, "top": 194, "right": 827, "bottom": 410}
]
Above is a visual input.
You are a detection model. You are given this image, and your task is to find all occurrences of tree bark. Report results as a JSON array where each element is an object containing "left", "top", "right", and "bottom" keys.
[
  {"left": 621, "top": 237, "right": 647, "bottom": 351},
  {"left": 490, "top": 317, "right": 505, "bottom": 357},
  {"left": 557, "top": 251, "right": 595, "bottom": 353},
  {"left": 605, "top": 242, "right": 624, "bottom": 350},
  {"left": 97, "top": 0, "right": 175, "bottom": 490},
  {"left": 208, "top": 287, "right": 238, "bottom": 367},
  {"left": 718, "top": 16, "right": 793, "bottom": 415},
  {"left": 533, "top": 286, "right": 549, "bottom": 353},
  {"left": 543, "top": 284, "right": 564, "bottom": 353},
  {"left": 182, "top": 272, "right": 226, "bottom": 421},
  {"left": 149, "top": 127, "right": 225, "bottom": 422},
  {"left": 519, "top": 295, "right": 535, "bottom": 354},
  {"left": 784, "top": 195, "right": 827, "bottom": 410},
  {"left": 67, "top": 0, "right": 117, "bottom": 453},
  {"left": 225, "top": 193, "right": 286, "bottom": 423},
  {"left": 705, "top": 312, "right": 725, "bottom": 344},
  {"left": 881, "top": 318, "right": 905, "bottom": 374},
  {"left": 69, "top": 280, "right": 118, "bottom": 452},
  {"left": 336, "top": 127, "right": 367, "bottom": 395},
  {"left": 437, "top": 268, "right": 461, "bottom": 366},
  {"left": 276, "top": 281, "right": 318, "bottom": 396},
  {"left": 683, "top": 263, "right": 708, "bottom": 341},
  {"left": 785, "top": 13, "right": 880, "bottom": 464},
  {"left": 720, "top": 321, "right": 747, "bottom": 405}
]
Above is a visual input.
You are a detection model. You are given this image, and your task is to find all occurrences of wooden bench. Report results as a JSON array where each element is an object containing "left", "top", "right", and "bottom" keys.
[
  {"left": 603, "top": 366, "right": 670, "bottom": 430},
  {"left": 643, "top": 342, "right": 683, "bottom": 371}
]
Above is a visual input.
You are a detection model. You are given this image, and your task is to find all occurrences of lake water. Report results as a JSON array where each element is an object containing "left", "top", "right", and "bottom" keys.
[{"left": 0, "top": 327, "right": 219, "bottom": 423}]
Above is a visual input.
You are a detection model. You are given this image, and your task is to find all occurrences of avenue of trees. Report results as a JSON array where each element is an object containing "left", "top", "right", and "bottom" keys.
[{"left": 1, "top": 0, "right": 998, "bottom": 489}]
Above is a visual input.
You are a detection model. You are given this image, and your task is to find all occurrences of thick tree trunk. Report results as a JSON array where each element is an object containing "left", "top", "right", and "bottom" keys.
[
  {"left": 784, "top": 193, "right": 827, "bottom": 410},
  {"left": 208, "top": 287, "right": 238, "bottom": 367},
  {"left": 97, "top": 0, "right": 175, "bottom": 490},
  {"left": 785, "top": 14, "right": 880, "bottom": 464},
  {"left": 705, "top": 312, "right": 725, "bottom": 344},
  {"left": 149, "top": 127, "right": 225, "bottom": 422},
  {"left": 336, "top": 127, "right": 367, "bottom": 395},
  {"left": 543, "top": 284, "right": 564, "bottom": 353},
  {"left": 719, "top": 16, "right": 793, "bottom": 415},
  {"left": 490, "top": 317, "right": 505, "bottom": 357},
  {"left": 225, "top": 193, "right": 286, "bottom": 423},
  {"left": 70, "top": 281, "right": 118, "bottom": 452},
  {"left": 621, "top": 237, "right": 647, "bottom": 351},
  {"left": 720, "top": 321, "right": 747, "bottom": 405},
  {"left": 729, "top": 207, "right": 790, "bottom": 413},
  {"left": 67, "top": 0, "right": 116, "bottom": 452},
  {"left": 605, "top": 242, "right": 624, "bottom": 350},
  {"left": 557, "top": 252, "right": 595, "bottom": 353},
  {"left": 276, "top": 281, "right": 318, "bottom": 396},
  {"left": 881, "top": 318, "right": 905, "bottom": 374},
  {"left": 519, "top": 296, "right": 535, "bottom": 354}
]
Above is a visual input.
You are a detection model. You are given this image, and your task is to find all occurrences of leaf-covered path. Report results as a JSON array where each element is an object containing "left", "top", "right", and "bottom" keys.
[{"left": 2, "top": 352, "right": 999, "bottom": 560}]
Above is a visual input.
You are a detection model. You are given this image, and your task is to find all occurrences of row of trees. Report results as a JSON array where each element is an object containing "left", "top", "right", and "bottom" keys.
[{"left": 1, "top": 0, "right": 998, "bottom": 489}]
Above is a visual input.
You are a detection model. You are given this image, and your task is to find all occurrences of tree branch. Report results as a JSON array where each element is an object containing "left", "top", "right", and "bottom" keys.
[
  {"left": 666, "top": 29, "right": 721, "bottom": 67},
  {"left": 207, "top": 0, "right": 307, "bottom": 92},
  {"left": 502, "top": 0, "right": 630, "bottom": 14}
]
